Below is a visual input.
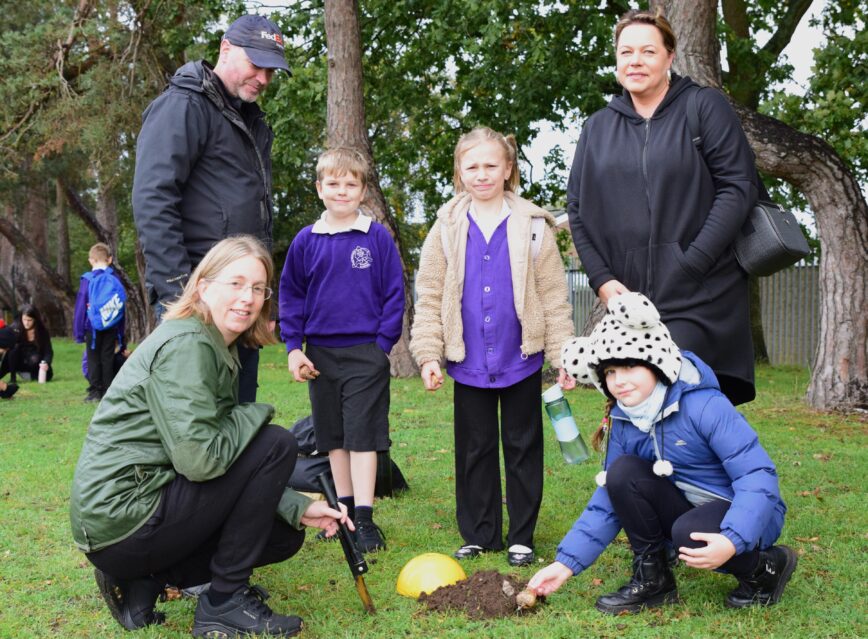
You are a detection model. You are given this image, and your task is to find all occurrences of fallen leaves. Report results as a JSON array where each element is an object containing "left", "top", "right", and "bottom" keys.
[{"left": 796, "top": 487, "right": 822, "bottom": 499}]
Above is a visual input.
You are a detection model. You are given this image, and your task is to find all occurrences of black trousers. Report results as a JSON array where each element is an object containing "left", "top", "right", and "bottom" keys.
[
  {"left": 87, "top": 330, "right": 116, "bottom": 393},
  {"left": 1, "top": 346, "right": 53, "bottom": 383},
  {"left": 606, "top": 455, "right": 759, "bottom": 577},
  {"left": 87, "top": 425, "right": 303, "bottom": 593},
  {"left": 453, "top": 369, "right": 543, "bottom": 550}
]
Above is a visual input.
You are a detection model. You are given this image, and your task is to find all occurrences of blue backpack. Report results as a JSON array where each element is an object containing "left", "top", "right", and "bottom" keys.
[{"left": 82, "top": 267, "right": 126, "bottom": 345}]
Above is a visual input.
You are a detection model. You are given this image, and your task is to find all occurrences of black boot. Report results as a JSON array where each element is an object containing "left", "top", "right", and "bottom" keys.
[
  {"left": 595, "top": 548, "right": 679, "bottom": 614},
  {"left": 726, "top": 545, "right": 798, "bottom": 608}
]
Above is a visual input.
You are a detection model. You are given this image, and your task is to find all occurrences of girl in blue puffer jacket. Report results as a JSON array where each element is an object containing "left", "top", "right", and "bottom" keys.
[{"left": 528, "top": 292, "right": 796, "bottom": 614}]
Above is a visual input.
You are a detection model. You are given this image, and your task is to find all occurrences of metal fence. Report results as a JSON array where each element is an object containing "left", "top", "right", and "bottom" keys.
[{"left": 565, "top": 258, "right": 820, "bottom": 368}]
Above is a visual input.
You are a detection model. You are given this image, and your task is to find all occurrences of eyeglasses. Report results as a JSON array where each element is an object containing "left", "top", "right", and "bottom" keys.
[{"left": 207, "top": 279, "right": 273, "bottom": 300}]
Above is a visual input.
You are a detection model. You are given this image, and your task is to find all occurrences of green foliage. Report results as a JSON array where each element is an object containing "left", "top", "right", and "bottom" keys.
[
  {"left": 0, "top": 1, "right": 236, "bottom": 284},
  {"left": 265, "top": 0, "right": 625, "bottom": 256},
  {"left": 763, "top": 2, "right": 867, "bottom": 188},
  {"left": 0, "top": 340, "right": 866, "bottom": 637}
]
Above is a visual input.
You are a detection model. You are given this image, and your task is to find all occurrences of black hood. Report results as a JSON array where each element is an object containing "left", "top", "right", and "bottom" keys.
[{"left": 607, "top": 73, "right": 698, "bottom": 121}]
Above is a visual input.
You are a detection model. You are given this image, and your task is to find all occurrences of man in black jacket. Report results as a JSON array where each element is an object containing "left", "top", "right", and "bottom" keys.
[{"left": 133, "top": 14, "right": 290, "bottom": 403}]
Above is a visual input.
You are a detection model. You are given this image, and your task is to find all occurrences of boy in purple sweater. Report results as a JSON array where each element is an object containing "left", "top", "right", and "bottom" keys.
[{"left": 279, "top": 148, "right": 405, "bottom": 553}]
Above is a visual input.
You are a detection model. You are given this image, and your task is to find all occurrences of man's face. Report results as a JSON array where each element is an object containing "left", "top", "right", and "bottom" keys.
[{"left": 215, "top": 42, "right": 275, "bottom": 103}]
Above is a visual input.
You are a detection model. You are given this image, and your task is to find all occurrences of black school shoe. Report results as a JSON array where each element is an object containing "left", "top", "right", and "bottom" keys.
[
  {"left": 453, "top": 544, "right": 488, "bottom": 560},
  {"left": 94, "top": 568, "right": 165, "bottom": 630},
  {"left": 507, "top": 545, "right": 536, "bottom": 567},
  {"left": 192, "top": 584, "right": 303, "bottom": 638},
  {"left": 355, "top": 521, "right": 386, "bottom": 553},
  {"left": 0, "top": 383, "right": 18, "bottom": 399},
  {"left": 725, "top": 545, "right": 798, "bottom": 608}
]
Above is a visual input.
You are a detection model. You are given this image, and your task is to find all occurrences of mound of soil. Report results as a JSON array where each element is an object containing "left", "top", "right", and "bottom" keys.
[{"left": 418, "top": 570, "right": 541, "bottom": 619}]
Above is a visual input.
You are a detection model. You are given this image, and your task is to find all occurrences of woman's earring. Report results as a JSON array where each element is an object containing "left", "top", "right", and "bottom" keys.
[{"left": 667, "top": 68, "right": 672, "bottom": 82}]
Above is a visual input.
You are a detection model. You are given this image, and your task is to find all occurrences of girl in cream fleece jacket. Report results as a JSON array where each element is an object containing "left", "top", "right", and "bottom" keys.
[{"left": 410, "top": 127, "right": 574, "bottom": 566}]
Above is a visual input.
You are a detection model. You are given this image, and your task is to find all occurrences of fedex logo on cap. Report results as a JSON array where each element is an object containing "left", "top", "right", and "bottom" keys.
[{"left": 260, "top": 31, "right": 284, "bottom": 48}]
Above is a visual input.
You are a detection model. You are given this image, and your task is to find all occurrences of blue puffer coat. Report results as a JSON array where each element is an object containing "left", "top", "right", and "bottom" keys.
[{"left": 555, "top": 351, "right": 786, "bottom": 575}]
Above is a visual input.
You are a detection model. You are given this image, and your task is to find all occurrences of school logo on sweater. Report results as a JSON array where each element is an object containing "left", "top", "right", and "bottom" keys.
[{"left": 351, "top": 246, "right": 373, "bottom": 269}]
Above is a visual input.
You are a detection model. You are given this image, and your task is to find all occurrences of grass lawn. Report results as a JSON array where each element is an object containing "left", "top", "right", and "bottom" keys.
[{"left": 1, "top": 338, "right": 866, "bottom": 638}]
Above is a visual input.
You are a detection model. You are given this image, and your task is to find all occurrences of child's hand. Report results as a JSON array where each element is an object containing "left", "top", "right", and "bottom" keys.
[
  {"left": 557, "top": 368, "right": 576, "bottom": 390},
  {"left": 597, "top": 279, "right": 629, "bottom": 305},
  {"left": 527, "top": 561, "right": 572, "bottom": 596},
  {"left": 420, "top": 360, "right": 443, "bottom": 391},
  {"left": 679, "top": 532, "right": 737, "bottom": 570},
  {"left": 288, "top": 349, "right": 319, "bottom": 382}
]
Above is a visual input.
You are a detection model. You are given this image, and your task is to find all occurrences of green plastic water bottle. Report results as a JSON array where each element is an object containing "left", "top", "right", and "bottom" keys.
[{"left": 542, "top": 384, "right": 590, "bottom": 464}]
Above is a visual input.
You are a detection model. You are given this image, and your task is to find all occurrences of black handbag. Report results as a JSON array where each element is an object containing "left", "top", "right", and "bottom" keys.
[{"left": 687, "top": 89, "right": 810, "bottom": 276}]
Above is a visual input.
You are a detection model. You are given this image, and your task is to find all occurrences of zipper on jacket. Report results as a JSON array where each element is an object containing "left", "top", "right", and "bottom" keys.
[{"left": 642, "top": 118, "right": 655, "bottom": 298}]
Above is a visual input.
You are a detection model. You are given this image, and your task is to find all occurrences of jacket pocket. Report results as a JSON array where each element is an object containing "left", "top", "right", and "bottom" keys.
[
  {"left": 221, "top": 202, "right": 262, "bottom": 237},
  {"left": 652, "top": 243, "right": 713, "bottom": 312}
]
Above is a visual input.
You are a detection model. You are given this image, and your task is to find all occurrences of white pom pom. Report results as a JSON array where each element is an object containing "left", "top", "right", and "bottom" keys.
[
  {"left": 595, "top": 471, "right": 607, "bottom": 487},
  {"left": 653, "top": 460, "right": 673, "bottom": 476}
]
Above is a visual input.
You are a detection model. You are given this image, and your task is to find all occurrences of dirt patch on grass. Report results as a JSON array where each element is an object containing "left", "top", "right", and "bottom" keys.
[{"left": 418, "top": 570, "right": 542, "bottom": 619}]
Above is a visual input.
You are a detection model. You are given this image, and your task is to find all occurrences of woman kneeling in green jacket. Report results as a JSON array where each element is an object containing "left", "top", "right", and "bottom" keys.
[{"left": 70, "top": 236, "right": 349, "bottom": 638}]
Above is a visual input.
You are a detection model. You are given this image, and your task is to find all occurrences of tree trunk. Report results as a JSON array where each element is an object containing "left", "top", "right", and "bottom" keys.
[
  {"left": 323, "top": 0, "right": 418, "bottom": 377},
  {"left": 749, "top": 276, "right": 769, "bottom": 363},
  {"left": 55, "top": 178, "right": 70, "bottom": 284},
  {"left": 660, "top": 0, "right": 868, "bottom": 410},
  {"left": 0, "top": 216, "right": 76, "bottom": 321}
]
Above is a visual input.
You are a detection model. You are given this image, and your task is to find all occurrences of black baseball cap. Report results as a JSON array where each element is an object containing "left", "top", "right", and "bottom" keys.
[{"left": 224, "top": 15, "right": 291, "bottom": 74}]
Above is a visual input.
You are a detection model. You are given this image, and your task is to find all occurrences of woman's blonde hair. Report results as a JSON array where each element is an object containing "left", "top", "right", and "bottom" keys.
[
  {"left": 453, "top": 127, "right": 520, "bottom": 194},
  {"left": 163, "top": 235, "right": 276, "bottom": 348},
  {"left": 614, "top": 7, "right": 677, "bottom": 54}
]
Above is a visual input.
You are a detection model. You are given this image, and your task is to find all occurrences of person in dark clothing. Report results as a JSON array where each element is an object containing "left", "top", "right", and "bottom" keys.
[
  {"left": 0, "top": 327, "right": 20, "bottom": 399},
  {"left": 132, "top": 14, "right": 291, "bottom": 403},
  {"left": 5, "top": 304, "right": 54, "bottom": 383},
  {"left": 566, "top": 8, "right": 758, "bottom": 405}
]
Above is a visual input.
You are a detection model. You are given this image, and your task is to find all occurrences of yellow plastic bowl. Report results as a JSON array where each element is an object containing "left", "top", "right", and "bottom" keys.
[{"left": 396, "top": 552, "right": 467, "bottom": 599}]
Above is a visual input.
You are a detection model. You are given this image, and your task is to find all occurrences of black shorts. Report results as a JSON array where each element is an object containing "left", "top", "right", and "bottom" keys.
[{"left": 306, "top": 342, "right": 391, "bottom": 452}]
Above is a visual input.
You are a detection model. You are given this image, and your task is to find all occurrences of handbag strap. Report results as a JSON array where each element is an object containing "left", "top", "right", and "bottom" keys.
[{"left": 686, "top": 87, "right": 770, "bottom": 201}]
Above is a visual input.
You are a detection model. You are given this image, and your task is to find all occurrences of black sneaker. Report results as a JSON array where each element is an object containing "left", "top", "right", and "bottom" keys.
[
  {"left": 192, "top": 584, "right": 303, "bottom": 638},
  {"left": 355, "top": 521, "right": 386, "bottom": 553},
  {"left": 94, "top": 568, "right": 165, "bottom": 630},
  {"left": 0, "top": 383, "right": 18, "bottom": 399},
  {"left": 84, "top": 390, "right": 101, "bottom": 403}
]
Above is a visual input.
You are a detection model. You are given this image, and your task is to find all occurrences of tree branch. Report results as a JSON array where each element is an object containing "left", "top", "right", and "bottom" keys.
[{"left": 763, "top": 0, "right": 814, "bottom": 59}]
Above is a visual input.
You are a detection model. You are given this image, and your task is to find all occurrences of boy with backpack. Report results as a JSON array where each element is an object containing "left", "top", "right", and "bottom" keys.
[{"left": 74, "top": 243, "right": 126, "bottom": 402}]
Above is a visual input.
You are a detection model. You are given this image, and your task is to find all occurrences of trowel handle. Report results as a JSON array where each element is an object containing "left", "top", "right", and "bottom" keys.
[{"left": 316, "top": 471, "right": 368, "bottom": 576}]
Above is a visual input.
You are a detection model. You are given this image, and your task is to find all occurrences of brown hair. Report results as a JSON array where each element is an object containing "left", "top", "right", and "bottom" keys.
[
  {"left": 592, "top": 399, "right": 615, "bottom": 451},
  {"left": 89, "top": 243, "right": 112, "bottom": 263},
  {"left": 163, "top": 235, "right": 276, "bottom": 348},
  {"left": 614, "top": 7, "right": 676, "bottom": 54},
  {"left": 316, "top": 147, "right": 370, "bottom": 187},
  {"left": 452, "top": 127, "right": 520, "bottom": 194}
]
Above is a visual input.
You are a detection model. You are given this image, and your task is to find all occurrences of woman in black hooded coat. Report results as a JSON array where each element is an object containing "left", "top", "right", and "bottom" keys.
[{"left": 567, "top": 8, "right": 757, "bottom": 405}]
